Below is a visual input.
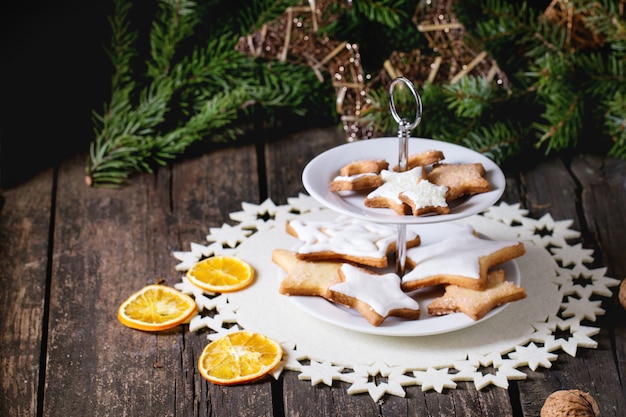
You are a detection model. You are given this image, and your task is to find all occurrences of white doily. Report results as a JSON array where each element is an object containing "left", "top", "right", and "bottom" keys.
[{"left": 174, "top": 195, "right": 620, "bottom": 402}]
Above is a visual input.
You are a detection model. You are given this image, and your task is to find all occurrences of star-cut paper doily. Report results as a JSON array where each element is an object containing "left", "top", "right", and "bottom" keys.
[{"left": 174, "top": 195, "right": 620, "bottom": 402}]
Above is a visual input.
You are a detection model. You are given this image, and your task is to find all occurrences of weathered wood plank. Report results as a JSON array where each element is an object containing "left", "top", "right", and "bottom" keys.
[
  {"left": 264, "top": 126, "right": 344, "bottom": 205},
  {"left": 570, "top": 154, "right": 626, "bottom": 278},
  {"left": 519, "top": 157, "right": 581, "bottom": 228},
  {"left": 570, "top": 154, "right": 626, "bottom": 417},
  {"left": 170, "top": 144, "right": 276, "bottom": 417},
  {"left": 15, "top": 123, "right": 622, "bottom": 417},
  {"left": 282, "top": 373, "right": 381, "bottom": 417},
  {"left": 43, "top": 155, "right": 187, "bottom": 416},
  {"left": 42, "top": 143, "right": 272, "bottom": 417},
  {"left": 513, "top": 156, "right": 626, "bottom": 417},
  {"left": 0, "top": 169, "right": 53, "bottom": 417}
]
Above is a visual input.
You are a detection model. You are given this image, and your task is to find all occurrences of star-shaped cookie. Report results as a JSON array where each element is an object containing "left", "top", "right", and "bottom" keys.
[
  {"left": 286, "top": 216, "right": 420, "bottom": 268},
  {"left": 364, "top": 167, "right": 426, "bottom": 215},
  {"left": 427, "top": 163, "right": 491, "bottom": 201},
  {"left": 272, "top": 249, "right": 342, "bottom": 297},
  {"left": 427, "top": 269, "right": 527, "bottom": 320},
  {"left": 402, "top": 225, "right": 525, "bottom": 291},
  {"left": 328, "top": 264, "right": 421, "bottom": 326}
]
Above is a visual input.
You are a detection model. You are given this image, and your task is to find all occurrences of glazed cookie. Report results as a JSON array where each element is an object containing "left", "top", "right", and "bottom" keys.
[
  {"left": 427, "top": 163, "right": 491, "bottom": 201},
  {"left": 339, "top": 159, "right": 389, "bottom": 176},
  {"left": 402, "top": 225, "right": 526, "bottom": 291},
  {"left": 427, "top": 269, "right": 527, "bottom": 320},
  {"left": 327, "top": 263, "right": 421, "bottom": 326},
  {"left": 272, "top": 249, "right": 343, "bottom": 297},
  {"left": 330, "top": 172, "right": 383, "bottom": 192},
  {"left": 364, "top": 167, "right": 426, "bottom": 215},
  {"left": 398, "top": 180, "right": 449, "bottom": 216},
  {"left": 286, "top": 216, "right": 420, "bottom": 268},
  {"left": 393, "top": 149, "right": 445, "bottom": 171}
]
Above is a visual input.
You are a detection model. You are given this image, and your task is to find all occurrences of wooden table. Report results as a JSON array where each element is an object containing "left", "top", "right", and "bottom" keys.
[{"left": 1, "top": 126, "right": 625, "bottom": 416}]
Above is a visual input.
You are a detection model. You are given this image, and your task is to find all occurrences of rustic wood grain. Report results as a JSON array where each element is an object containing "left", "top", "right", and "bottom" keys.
[
  {"left": 264, "top": 126, "right": 344, "bottom": 205},
  {"left": 1, "top": 126, "right": 625, "bottom": 416},
  {"left": 170, "top": 144, "right": 277, "bottom": 417},
  {"left": 512, "top": 155, "right": 626, "bottom": 417},
  {"left": 0, "top": 169, "right": 53, "bottom": 417}
]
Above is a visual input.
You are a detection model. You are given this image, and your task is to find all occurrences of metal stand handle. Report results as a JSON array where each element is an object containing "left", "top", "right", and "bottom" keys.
[{"left": 388, "top": 77, "right": 423, "bottom": 276}]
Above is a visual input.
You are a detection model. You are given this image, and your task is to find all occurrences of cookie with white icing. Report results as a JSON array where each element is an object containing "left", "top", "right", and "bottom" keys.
[
  {"left": 328, "top": 263, "right": 421, "bottom": 326},
  {"left": 329, "top": 172, "right": 383, "bottom": 192},
  {"left": 398, "top": 179, "right": 449, "bottom": 216},
  {"left": 285, "top": 216, "right": 420, "bottom": 268},
  {"left": 364, "top": 167, "right": 426, "bottom": 215},
  {"left": 427, "top": 269, "right": 527, "bottom": 320},
  {"left": 402, "top": 225, "right": 525, "bottom": 291}
]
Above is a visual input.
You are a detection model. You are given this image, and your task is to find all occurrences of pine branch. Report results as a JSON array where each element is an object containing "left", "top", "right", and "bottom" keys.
[
  {"left": 462, "top": 122, "right": 525, "bottom": 162},
  {"left": 147, "top": 0, "right": 200, "bottom": 79},
  {"left": 444, "top": 76, "right": 497, "bottom": 119},
  {"left": 86, "top": 0, "right": 332, "bottom": 187},
  {"left": 605, "top": 90, "right": 626, "bottom": 158}
]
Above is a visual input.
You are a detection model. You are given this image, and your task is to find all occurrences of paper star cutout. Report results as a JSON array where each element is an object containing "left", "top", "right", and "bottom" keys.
[
  {"left": 228, "top": 199, "right": 279, "bottom": 232},
  {"left": 280, "top": 343, "right": 310, "bottom": 372},
  {"left": 550, "top": 243, "right": 594, "bottom": 267},
  {"left": 453, "top": 353, "right": 525, "bottom": 389},
  {"left": 508, "top": 342, "right": 558, "bottom": 370},
  {"left": 297, "top": 360, "right": 345, "bottom": 386},
  {"left": 483, "top": 201, "right": 529, "bottom": 225},
  {"left": 206, "top": 223, "right": 252, "bottom": 248},
  {"left": 530, "top": 317, "right": 599, "bottom": 356},
  {"left": 286, "top": 193, "right": 325, "bottom": 215},
  {"left": 413, "top": 367, "right": 457, "bottom": 392},
  {"left": 517, "top": 213, "right": 580, "bottom": 248},
  {"left": 561, "top": 296, "right": 605, "bottom": 321},
  {"left": 175, "top": 276, "right": 217, "bottom": 305},
  {"left": 557, "top": 264, "right": 619, "bottom": 298},
  {"left": 172, "top": 241, "right": 223, "bottom": 271},
  {"left": 344, "top": 363, "right": 414, "bottom": 401}
]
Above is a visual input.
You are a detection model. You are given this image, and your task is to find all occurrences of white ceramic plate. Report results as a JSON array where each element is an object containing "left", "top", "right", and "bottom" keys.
[
  {"left": 285, "top": 222, "right": 521, "bottom": 337},
  {"left": 302, "top": 137, "right": 505, "bottom": 224}
]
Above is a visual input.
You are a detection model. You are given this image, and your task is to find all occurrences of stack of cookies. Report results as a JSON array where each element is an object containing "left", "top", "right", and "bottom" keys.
[
  {"left": 329, "top": 149, "right": 491, "bottom": 216},
  {"left": 273, "top": 150, "right": 526, "bottom": 327},
  {"left": 273, "top": 217, "right": 526, "bottom": 326}
]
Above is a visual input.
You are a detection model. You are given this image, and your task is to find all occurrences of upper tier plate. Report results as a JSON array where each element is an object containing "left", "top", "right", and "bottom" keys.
[{"left": 302, "top": 137, "right": 505, "bottom": 224}]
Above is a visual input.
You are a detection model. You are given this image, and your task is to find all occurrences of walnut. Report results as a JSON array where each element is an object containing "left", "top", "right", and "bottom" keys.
[
  {"left": 540, "top": 389, "right": 600, "bottom": 417},
  {"left": 619, "top": 278, "right": 626, "bottom": 310}
]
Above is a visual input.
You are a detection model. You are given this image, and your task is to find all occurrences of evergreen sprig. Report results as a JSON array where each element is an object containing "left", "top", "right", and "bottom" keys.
[
  {"left": 457, "top": 0, "right": 626, "bottom": 158},
  {"left": 88, "top": 0, "right": 626, "bottom": 187},
  {"left": 87, "top": 0, "right": 331, "bottom": 187}
]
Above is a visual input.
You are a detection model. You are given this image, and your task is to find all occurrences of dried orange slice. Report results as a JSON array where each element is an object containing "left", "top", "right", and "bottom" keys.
[
  {"left": 198, "top": 331, "right": 282, "bottom": 385},
  {"left": 186, "top": 256, "right": 254, "bottom": 292},
  {"left": 118, "top": 285, "right": 197, "bottom": 331}
]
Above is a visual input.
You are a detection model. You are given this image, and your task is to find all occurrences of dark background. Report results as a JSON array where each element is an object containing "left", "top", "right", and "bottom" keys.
[{"left": 1, "top": 1, "right": 112, "bottom": 188}]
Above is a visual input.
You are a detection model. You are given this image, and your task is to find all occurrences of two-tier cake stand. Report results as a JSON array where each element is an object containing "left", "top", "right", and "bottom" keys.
[{"left": 297, "top": 77, "right": 516, "bottom": 336}]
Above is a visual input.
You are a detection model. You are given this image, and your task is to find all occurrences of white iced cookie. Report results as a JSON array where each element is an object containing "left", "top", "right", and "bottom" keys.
[
  {"left": 328, "top": 264, "right": 421, "bottom": 326},
  {"left": 285, "top": 216, "right": 421, "bottom": 268},
  {"left": 398, "top": 179, "right": 449, "bottom": 216},
  {"left": 402, "top": 225, "right": 526, "bottom": 291},
  {"left": 364, "top": 167, "right": 425, "bottom": 215}
]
